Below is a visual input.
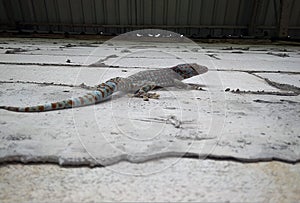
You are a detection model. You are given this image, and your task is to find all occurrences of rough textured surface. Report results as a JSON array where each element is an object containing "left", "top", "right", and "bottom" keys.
[
  {"left": 0, "top": 159, "right": 300, "bottom": 202},
  {"left": 0, "top": 37, "right": 299, "bottom": 201},
  {"left": 0, "top": 38, "right": 299, "bottom": 166}
]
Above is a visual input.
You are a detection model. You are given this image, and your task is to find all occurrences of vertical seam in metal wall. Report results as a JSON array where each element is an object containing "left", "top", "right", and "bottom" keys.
[
  {"left": 2, "top": 0, "right": 13, "bottom": 26},
  {"left": 116, "top": 0, "right": 120, "bottom": 33},
  {"left": 92, "top": 0, "right": 97, "bottom": 32},
  {"left": 187, "top": 0, "right": 191, "bottom": 24},
  {"left": 81, "top": 0, "right": 85, "bottom": 32},
  {"left": 235, "top": 0, "right": 241, "bottom": 26},
  {"left": 135, "top": 0, "right": 137, "bottom": 25},
  {"left": 18, "top": 0, "right": 25, "bottom": 23},
  {"left": 262, "top": 0, "right": 270, "bottom": 26},
  {"left": 223, "top": 0, "right": 229, "bottom": 35},
  {"left": 175, "top": 0, "right": 178, "bottom": 27},
  {"left": 54, "top": 0, "right": 60, "bottom": 31},
  {"left": 295, "top": 0, "right": 299, "bottom": 25},
  {"left": 296, "top": 0, "right": 300, "bottom": 25},
  {"left": 151, "top": 0, "right": 153, "bottom": 25},
  {"left": 199, "top": 0, "right": 203, "bottom": 26},
  {"left": 1, "top": 0, "right": 8, "bottom": 24},
  {"left": 235, "top": 0, "right": 242, "bottom": 35},
  {"left": 288, "top": 0, "right": 295, "bottom": 25},
  {"left": 69, "top": 0, "right": 74, "bottom": 32},
  {"left": 223, "top": 0, "right": 228, "bottom": 25},
  {"left": 273, "top": 0, "right": 278, "bottom": 25},
  {"left": 30, "top": 0, "right": 37, "bottom": 30},
  {"left": 43, "top": 0, "right": 50, "bottom": 31},
  {"left": 163, "top": 0, "right": 166, "bottom": 26},
  {"left": 191, "top": 0, "right": 194, "bottom": 34},
  {"left": 127, "top": 0, "right": 130, "bottom": 29},
  {"left": 298, "top": 1, "right": 300, "bottom": 25},
  {"left": 30, "top": 0, "right": 37, "bottom": 21},
  {"left": 211, "top": 0, "right": 216, "bottom": 25},
  {"left": 211, "top": 0, "right": 216, "bottom": 36},
  {"left": 187, "top": 0, "right": 192, "bottom": 35},
  {"left": 128, "top": 0, "right": 131, "bottom": 28},
  {"left": 115, "top": 0, "right": 119, "bottom": 24},
  {"left": 103, "top": 0, "right": 107, "bottom": 29},
  {"left": 141, "top": 0, "right": 144, "bottom": 26},
  {"left": 93, "top": 0, "right": 97, "bottom": 25}
]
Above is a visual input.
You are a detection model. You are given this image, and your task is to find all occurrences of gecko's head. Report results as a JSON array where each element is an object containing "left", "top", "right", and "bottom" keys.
[{"left": 171, "top": 63, "right": 208, "bottom": 79}]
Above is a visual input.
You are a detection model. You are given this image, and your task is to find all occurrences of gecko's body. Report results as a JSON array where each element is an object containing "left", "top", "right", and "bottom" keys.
[{"left": 0, "top": 63, "right": 208, "bottom": 112}]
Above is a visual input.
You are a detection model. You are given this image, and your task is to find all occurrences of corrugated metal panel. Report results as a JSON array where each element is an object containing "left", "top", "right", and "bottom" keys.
[{"left": 0, "top": 0, "right": 299, "bottom": 38}]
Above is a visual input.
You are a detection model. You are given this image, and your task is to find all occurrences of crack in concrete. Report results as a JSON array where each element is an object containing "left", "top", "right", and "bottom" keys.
[
  {"left": 263, "top": 78, "right": 300, "bottom": 94},
  {"left": 205, "top": 54, "right": 221, "bottom": 60},
  {"left": 267, "top": 52, "right": 289, "bottom": 57},
  {"left": 0, "top": 61, "right": 82, "bottom": 67},
  {"left": 230, "top": 90, "right": 298, "bottom": 96},
  {"left": 88, "top": 54, "right": 118, "bottom": 67},
  {"left": 0, "top": 80, "right": 95, "bottom": 90},
  {"left": 216, "top": 69, "right": 300, "bottom": 74},
  {"left": 253, "top": 99, "right": 300, "bottom": 104},
  {"left": 250, "top": 72, "right": 300, "bottom": 95},
  {"left": 0, "top": 153, "right": 299, "bottom": 168},
  {"left": 226, "top": 71, "right": 300, "bottom": 96}
]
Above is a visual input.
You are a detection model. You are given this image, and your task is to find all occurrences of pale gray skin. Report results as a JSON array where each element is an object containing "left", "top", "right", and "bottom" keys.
[{"left": 116, "top": 63, "right": 208, "bottom": 96}]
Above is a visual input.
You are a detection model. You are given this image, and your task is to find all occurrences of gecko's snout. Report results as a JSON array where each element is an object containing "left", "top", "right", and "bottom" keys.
[{"left": 191, "top": 63, "right": 208, "bottom": 75}]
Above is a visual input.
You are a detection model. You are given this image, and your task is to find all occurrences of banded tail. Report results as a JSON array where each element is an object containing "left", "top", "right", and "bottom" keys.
[{"left": 0, "top": 81, "right": 118, "bottom": 112}]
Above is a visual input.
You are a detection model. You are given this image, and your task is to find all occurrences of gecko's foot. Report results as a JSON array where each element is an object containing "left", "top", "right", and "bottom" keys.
[
  {"left": 187, "top": 84, "right": 206, "bottom": 91},
  {"left": 128, "top": 92, "right": 160, "bottom": 100},
  {"left": 79, "top": 83, "right": 96, "bottom": 90},
  {"left": 143, "top": 92, "right": 160, "bottom": 100}
]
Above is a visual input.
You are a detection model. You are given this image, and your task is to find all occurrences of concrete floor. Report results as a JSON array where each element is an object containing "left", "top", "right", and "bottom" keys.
[{"left": 0, "top": 36, "right": 299, "bottom": 202}]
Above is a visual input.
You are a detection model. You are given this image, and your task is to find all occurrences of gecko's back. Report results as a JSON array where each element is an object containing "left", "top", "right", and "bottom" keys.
[{"left": 127, "top": 63, "right": 208, "bottom": 89}]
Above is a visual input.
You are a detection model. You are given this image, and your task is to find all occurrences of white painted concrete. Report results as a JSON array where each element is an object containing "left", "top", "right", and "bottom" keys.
[{"left": 0, "top": 37, "right": 299, "bottom": 202}]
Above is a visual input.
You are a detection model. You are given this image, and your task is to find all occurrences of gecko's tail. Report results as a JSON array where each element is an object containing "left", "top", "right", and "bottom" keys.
[{"left": 0, "top": 81, "right": 117, "bottom": 112}]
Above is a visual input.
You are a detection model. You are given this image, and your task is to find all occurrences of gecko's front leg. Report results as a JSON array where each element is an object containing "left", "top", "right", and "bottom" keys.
[
  {"left": 185, "top": 83, "right": 206, "bottom": 91},
  {"left": 173, "top": 79, "right": 206, "bottom": 91}
]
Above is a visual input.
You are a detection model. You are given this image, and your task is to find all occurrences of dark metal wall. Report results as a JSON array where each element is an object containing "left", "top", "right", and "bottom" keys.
[{"left": 0, "top": 0, "right": 299, "bottom": 38}]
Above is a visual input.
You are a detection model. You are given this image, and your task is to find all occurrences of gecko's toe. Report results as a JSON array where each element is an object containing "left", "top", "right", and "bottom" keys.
[
  {"left": 143, "top": 96, "right": 149, "bottom": 101},
  {"left": 130, "top": 92, "right": 160, "bottom": 100},
  {"left": 144, "top": 92, "right": 160, "bottom": 99},
  {"left": 149, "top": 93, "right": 160, "bottom": 99},
  {"left": 196, "top": 87, "right": 206, "bottom": 91},
  {"left": 190, "top": 84, "right": 206, "bottom": 91}
]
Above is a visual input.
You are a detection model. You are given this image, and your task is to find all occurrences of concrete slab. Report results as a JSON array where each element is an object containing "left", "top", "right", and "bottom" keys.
[
  {"left": 0, "top": 39, "right": 299, "bottom": 166},
  {"left": 0, "top": 159, "right": 299, "bottom": 202},
  {"left": 0, "top": 37, "right": 299, "bottom": 201},
  {"left": 1, "top": 83, "right": 299, "bottom": 165}
]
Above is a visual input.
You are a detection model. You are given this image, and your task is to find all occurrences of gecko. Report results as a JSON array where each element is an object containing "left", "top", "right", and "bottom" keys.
[{"left": 0, "top": 63, "right": 208, "bottom": 112}]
